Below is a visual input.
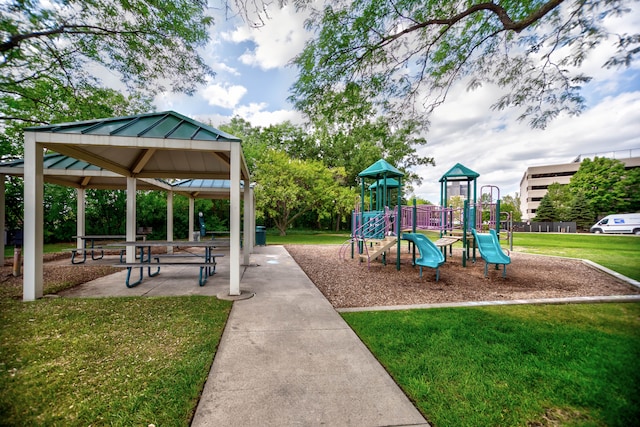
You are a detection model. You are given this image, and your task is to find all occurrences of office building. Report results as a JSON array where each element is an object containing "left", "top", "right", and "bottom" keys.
[{"left": 520, "top": 150, "right": 640, "bottom": 220}]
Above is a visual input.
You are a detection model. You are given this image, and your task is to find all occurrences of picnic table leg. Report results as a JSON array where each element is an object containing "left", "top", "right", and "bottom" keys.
[
  {"left": 199, "top": 266, "right": 207, "bottom": 286},
  {"left": 144, "top": 247, "right": 161, "bottom": 277},
  {"left": 71, "top": 248, "right": 87, "bottom": 264},
  {"left": 205, "top": 247, "right": 217, "bottom": 276},
  {"left": 125, "top": 266, "right": 144, "bottom": 288},
  {"left": 89, "top": 239, "right": 104, "bottom": 260}
]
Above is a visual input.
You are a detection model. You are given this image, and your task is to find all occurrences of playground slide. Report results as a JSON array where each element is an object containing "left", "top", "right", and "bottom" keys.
[
  {"left": 402, "top": 233, "right": 445, "bottom": 281},
  {"left": 471, "top": 229, "right": 511, "bottom": 277}
]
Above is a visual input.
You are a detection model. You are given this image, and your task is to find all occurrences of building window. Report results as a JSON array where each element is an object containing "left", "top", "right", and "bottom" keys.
[{"left": 530, "top": 171, "right": 575, "bottom": 179}]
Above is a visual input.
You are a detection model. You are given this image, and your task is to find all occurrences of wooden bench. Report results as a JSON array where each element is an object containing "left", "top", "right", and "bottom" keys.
[{"left": 113, "top": 253, "right": 225, "bottom": 288}]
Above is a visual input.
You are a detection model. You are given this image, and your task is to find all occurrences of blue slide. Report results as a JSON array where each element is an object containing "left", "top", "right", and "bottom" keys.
[
  {"left": 402, "top": 233, "right": 445, "bottom": 281},
  {"left": 471, "top": 229, "right": 511, "bottom": 277}
]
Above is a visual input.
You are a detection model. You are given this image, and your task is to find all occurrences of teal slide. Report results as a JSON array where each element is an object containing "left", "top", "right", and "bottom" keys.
[
  {"left": 471, "top": 229, "right": 511, "bottom": 277},
  {"left": 402, "top": 233, "right": 445, "bottom": 281}
]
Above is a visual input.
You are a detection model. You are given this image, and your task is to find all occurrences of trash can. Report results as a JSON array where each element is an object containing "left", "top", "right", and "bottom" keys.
[{"left": 255, "top": 226, "right": 266, "bottom": 246}]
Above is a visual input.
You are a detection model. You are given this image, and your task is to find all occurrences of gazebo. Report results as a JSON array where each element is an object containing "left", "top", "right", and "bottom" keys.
[
  {"left": 0, "top": 153, "right": 172, "bottom": 258},
  {"left": 21, "top": 111, "right": 252, "bottom": 301}
]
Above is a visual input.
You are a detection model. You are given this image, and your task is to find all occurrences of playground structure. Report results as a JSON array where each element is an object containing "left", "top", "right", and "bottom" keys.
[{"left": 342, "top": 160, "right": 513, "bottom": 279}]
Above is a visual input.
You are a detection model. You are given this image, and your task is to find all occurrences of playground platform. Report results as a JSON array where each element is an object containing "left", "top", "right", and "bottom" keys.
[{"left": 59, "top": 245, "right": 430, "bottom": 426}]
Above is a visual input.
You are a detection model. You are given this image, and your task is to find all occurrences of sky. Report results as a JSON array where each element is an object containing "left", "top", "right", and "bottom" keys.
[{"left": 154, "top": 2, "right": 640, "bottom": 205}]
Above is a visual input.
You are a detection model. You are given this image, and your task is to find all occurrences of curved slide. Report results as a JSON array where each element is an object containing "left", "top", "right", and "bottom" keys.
[
  {"left": 402, "top": 233, "right": 445, "bottom": 281},
  {"left": 471, "top": 229, "right": 511, "bottom": 277}
]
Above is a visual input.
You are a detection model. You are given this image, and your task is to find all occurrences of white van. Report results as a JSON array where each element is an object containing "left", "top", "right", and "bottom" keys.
[{"left": 590, "top": 213, "right": 640, "bottom": 235}]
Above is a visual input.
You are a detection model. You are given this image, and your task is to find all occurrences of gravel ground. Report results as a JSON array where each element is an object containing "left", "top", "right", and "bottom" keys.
[
  {"left": 285, "top": 244, "right": 640, "bottom": 309},
  {"left": 1, "top": 252, "right": 123, "bottom": 299}
]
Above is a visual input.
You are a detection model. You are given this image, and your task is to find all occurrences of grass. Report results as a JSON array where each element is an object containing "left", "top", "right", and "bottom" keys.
[
  {"left": 0, "top": 296, "right": 231, "bottom": 426},
  {"left": 265, "top": 229, "right": 351, "bottom": 245},
  {"left": 4, "top": 242, "right": 76, "bottom": 258},
  {"left": 342, "top": 303, "right": 640, "bottom": 427},
  {"left": 509, "top": 233, "right": 640, "bottom": 280}
]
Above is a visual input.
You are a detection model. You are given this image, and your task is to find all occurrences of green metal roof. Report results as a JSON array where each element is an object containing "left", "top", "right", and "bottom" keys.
[
  {"left": 1, "top": 153, "right": 103, "bottom": 171},
  {"left": 0, "top": 153, "right": 170, "bottom": 190},
  {"left": 439, "top": 163, "right": 480, "bottom": 182},
  {"left": 172, "top": 179, "right": 248, "bottom": 190},
  {"left": 25, "top": 111, "right": 241, "bottom": 142},
  {"left": 358, "top": 159, "right": 404, "bottom": 178},
  {"left": 368, "top": 178, "right": 400, "bottom": 189}
]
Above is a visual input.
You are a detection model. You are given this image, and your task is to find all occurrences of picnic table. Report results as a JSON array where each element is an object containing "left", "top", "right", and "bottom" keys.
[
  {"left": 71, "top": 235, "right": 145, "bottom": 264},
  {"left": 108, "top": 240, "right": 225, "bottom": 288}
]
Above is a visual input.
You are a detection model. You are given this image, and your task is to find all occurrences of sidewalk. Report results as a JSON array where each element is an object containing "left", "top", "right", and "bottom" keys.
[{"left": 191, "top": 245, "right": 429, "bottom": 426}]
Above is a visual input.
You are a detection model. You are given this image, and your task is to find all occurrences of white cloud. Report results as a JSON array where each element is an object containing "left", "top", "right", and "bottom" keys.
[
  {"left": 202, "top": 83, "right": 247, "bottom": 109},
  {"left": 233, "top": 102, "right": 305, "bottom": 127},
  {"left": 223, "top": 4, "right": 312, "bottom": 70},
  {"left": 212, "top": 62, "right": 241, "bottom": 76},
  {"left": 410, "top": 86, "right": 640, "bottom": 205},
  {"left": 193, "top": 103, "right": 304, "bottom": 130}
]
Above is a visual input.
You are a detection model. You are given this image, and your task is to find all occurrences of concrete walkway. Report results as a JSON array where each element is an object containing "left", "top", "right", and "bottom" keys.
[
  {"left": 60, "top": 245, "right": 429, "bottom": 426},
  {"left": 192, "top": 245, "right": 429, "bottom": 426}
]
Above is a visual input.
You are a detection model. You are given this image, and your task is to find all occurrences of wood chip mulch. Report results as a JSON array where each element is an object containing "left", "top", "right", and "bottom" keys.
[{"left": 285, "top": 244, "right": 640, "bottom": 309}]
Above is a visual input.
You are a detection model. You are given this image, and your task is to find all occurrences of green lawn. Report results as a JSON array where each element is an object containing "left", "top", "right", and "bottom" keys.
[
  {"left": 0, "top": 296, "right": 231, "bottom": 426},
  {"left": 343, "top": 303, "right": 640, "bottom": 427},
  {"left": 265, "top": 229, "right": 351, "bottom": 245},
  {"left": 509, "top": 233, "right": 640, "bottom": 280}
]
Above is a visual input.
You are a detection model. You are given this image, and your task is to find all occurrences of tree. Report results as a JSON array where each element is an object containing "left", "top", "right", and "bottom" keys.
[
  {"left": 566, "top": 190, "right": 594, "bottom": 231},
  {"left": 1, "top": 0, "right": 213, "bottom": 99},
  {"left": 447, "top": 195, "right": 465, "bottom": 210},
  {"left": 1, "top": 0, "right": 214, "bottom": 154},
  {"left": 289, "top": 0, "right": 639, "bottom": 129},
  {"left": 85, "top": 189, "right": 127, "bottom": 235},
  {"left": 545, "top": 182, "right": 572, "bottom": 221},
  {"left": 569, "top": 157, "right": 634, "bottom": 217},
  {"left": 253, "top": 149, "right": 356, "bottom": 235},
  {"left": 500, "top": 193, "right": 522, "bottom": 222},
  {"left": 43, "top": 184, "right": 76, "bottom": 243},
  {"left": 533, "top": 193, "right": 556, "bottom": 222},
  {"left": 1, "top": 84, "right": 152, "bottom": 157},
  {"left": 298, "top": 84, "right": 434, "bottom": 186}
]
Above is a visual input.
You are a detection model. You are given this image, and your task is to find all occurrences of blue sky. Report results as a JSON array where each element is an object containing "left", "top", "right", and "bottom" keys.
[{"left": 155, "top": 3, "right": 640, "bottom": 204}]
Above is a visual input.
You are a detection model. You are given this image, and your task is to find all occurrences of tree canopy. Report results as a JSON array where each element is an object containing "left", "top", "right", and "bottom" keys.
[
  {"left": 569, "top": 157, "right": 640, "bottom": 217},
  {"left": 1, "top": 0, "right": 214, "bottom": 156},
  {"left": 289, "top": 0, "right": 639, "bottom": 128},
  {"left": 253, "top": 149, "right": 355, "bottom": 235}
]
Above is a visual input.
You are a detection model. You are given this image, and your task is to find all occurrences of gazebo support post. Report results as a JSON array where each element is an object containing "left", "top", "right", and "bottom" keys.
[
  {"left": 126, "top": 177, "right": 137, "bottom": 263},
  {"left": 229, "top": 144, "right": 241, "bottom": 296},
  {"left": 76, "top": 188, "right": 85, "bottom": 250},
  {"left": 188, "top": 197, "right": 195, "bottom": 241},
  {"left": 0, "top": 174, "right": 5, "bottom": 265},
  {"left": 167, "top": 190, "right": 174, "bottom": 254},
  {"left": 243, "top": 178, "right": 251, "bottom": 265},
  {"left": 23, "top": 134, "right": 44, "bottom": 301}
]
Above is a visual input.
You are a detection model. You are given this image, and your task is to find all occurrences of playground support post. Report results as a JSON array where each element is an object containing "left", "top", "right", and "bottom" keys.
[
  {"left": 396, "top": 176, "right": 402, "bottom": 271},
  {"left": 462, "top": 199, "right": 468, "bottom": 267}
]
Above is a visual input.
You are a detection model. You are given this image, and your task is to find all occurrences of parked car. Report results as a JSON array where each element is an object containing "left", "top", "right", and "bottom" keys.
[{"left": 590, "top": 213, "right": 640, "bottom": 235}]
